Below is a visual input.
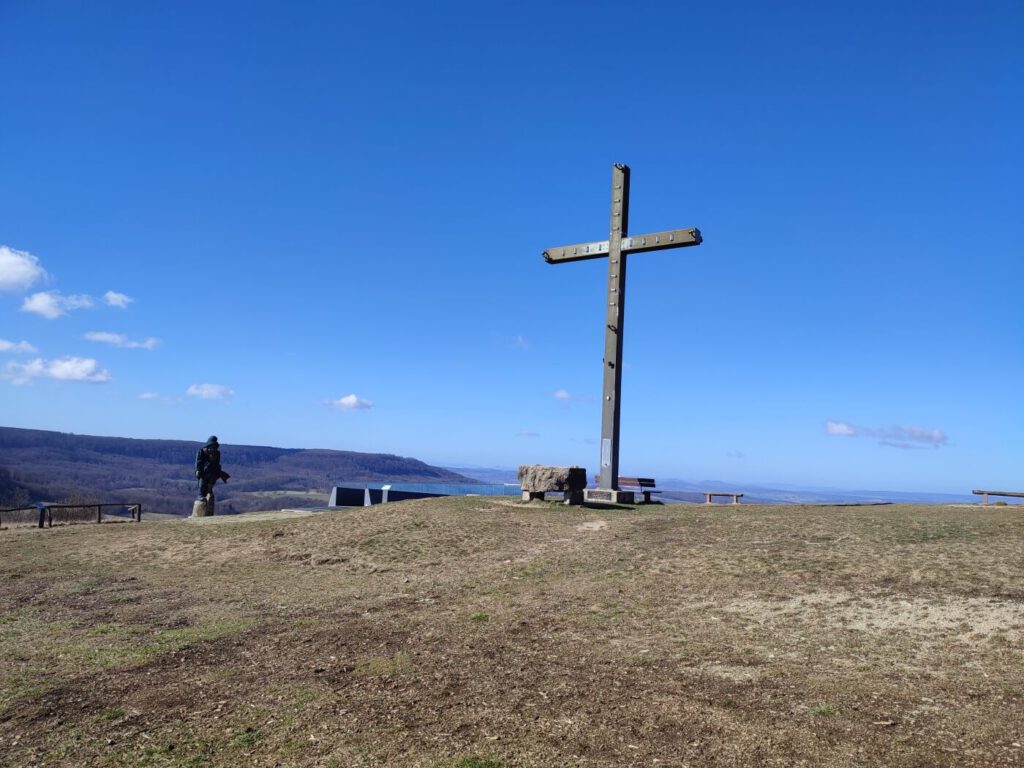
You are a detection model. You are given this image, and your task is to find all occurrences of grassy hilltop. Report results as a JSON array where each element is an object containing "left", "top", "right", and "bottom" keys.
[{"left": 1, "top": 499, "right": 1022, "bottom": 767}]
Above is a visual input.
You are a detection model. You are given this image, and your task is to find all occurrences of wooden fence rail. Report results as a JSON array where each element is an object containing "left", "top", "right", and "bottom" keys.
[
  {"left": 0, "top": 503, "right": 142, "bottom": 530},
  {"left": 972, "top": 490, "right": 1024, "bottom": 505}
]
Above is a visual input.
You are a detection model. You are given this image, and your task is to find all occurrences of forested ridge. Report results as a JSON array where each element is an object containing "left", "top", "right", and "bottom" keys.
[{"left": 0, "top": 427, "right": 472, "bottom": 514}]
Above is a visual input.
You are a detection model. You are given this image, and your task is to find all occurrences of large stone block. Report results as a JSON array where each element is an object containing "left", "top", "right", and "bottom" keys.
[
  {"left": 192, "top": 498, "right": 213, "bottom": 517},
  {"left": 517, "top": 465, "right": 587, "bottom": 493}
]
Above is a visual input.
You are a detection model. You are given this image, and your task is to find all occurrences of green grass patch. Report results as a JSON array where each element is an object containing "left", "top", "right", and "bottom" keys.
[
  {"left": 431, "top": 758, "right": 504, "bottom": 768},
  {"left": 230, "top": 729, "right": 260, "bottom": 748},
  {"left": 355, "top": 652, "right": 412, "bottom": 678}
]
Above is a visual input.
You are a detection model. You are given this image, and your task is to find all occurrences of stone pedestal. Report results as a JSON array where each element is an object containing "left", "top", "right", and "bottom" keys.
[
  {"left": 191, "top": 498, "right": 214, "bottom": 517},
  {"left": 583, "top": 488, "right": 635, "bottom": 505},
  {"left": 518, "top": 465, "right": 587, "bottom": 505}
]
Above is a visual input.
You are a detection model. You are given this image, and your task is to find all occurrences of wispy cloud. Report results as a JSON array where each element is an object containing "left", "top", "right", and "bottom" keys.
[
  {"left": 4, "top": 356, "right": 111, "bottom": 384},
  {"left": 0, "top": 339, "right": 37, "bottom": 354},
  {"left": 21, "top": 290, "right": 94, "bottom": 319},
  {"left": 0, "top": 246, "right": 47, "bottom": 292},
  {"left": 104, "top": 291, "right": 134, "bottom": 308},
  {"left": 551, "top": 388, "right": 594, "bottom": 406},
  {"left": 513, "top": 335, "right": 529, "bottom": 350},
  {"left": 516, "top": 430, "right": 540, "bottom": 438},
  {"left": 85, "top": 331, "right": 159, "bottom": 350},
  {"left": 186, "top": 383, "right": 235, "bottom": 400},
  {"left": 327, "top": 394, "right": 374, "bottom": 411},
  {"left": 824, "top": 420, "right": 948, "bottom": 449},
  {"left": 726, "top": 449, "right": 746, "bottom": 460},
  {"left": 140, "top": 392, "right": 180, "bottom": 404}
]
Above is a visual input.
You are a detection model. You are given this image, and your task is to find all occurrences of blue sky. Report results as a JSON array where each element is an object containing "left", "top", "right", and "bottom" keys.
[{"left": 1, "top": 1, "right": 1021, "bottom": 493}]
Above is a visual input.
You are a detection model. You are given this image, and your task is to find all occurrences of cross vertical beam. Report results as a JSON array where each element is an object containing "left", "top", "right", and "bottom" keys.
[
  {"left": 542, "top": 163, "right": 702, "bottom": 500},
  {"left": 600, "top": 164, "right": 630, "bottom": 490}
]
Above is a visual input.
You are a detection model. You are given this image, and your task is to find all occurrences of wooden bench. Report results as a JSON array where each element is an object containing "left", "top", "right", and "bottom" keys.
[
  {"left": 704, "top": 492, "right": 743, "bottom": 505},
  {"left": 589, "top": 476, "right": 661, "bottom": 503},
  {"left": 972, "top": 490, "right": 1024, "bottom": 505},
  {"left": 618, "top": 477, "right": 661, "bottom": 504}
]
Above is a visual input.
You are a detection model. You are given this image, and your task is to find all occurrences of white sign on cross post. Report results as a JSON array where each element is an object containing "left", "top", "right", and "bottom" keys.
[{"left": 543, "top": 163, "right": 703, "bottom": 503}]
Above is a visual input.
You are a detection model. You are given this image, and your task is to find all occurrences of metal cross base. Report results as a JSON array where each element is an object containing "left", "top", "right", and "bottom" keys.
[{"left": 583, "top": 488, "right": 635, "bottom": 505}]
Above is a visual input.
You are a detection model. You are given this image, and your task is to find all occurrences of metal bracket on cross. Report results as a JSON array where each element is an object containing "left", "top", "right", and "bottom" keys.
[{"left": 543, "top": 228, "right": 702, "bottom": 264}]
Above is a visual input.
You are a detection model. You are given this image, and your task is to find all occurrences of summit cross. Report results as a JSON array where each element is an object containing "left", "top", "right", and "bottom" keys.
[{"left": 543, "top": 163, "right": 703, "bottom": 501}]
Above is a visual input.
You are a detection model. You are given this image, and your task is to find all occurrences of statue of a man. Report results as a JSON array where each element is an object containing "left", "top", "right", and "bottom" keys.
[{"left": 195, "top": 435, "right": 230, "bottom": 501}]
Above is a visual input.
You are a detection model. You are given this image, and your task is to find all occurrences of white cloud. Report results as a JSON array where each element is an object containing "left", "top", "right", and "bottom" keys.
[
  {"left": 186, "top": 383, "right": 235, "bottom": 400},
  {"left": 21, "top": 291, "right": 94, "bottom": 319},
  {"left": 328, "top": 394, "right": 374, "bottom": 411},
  {"left": 551, "top": 388, "right": 594, "bottom": 405},
  {"left": 825, "top": 420, "right": 856, "bottom": 436},
  {"left": 85, "top": 331, "right": 159, "bottom": 350},
  {"left": 516, "top": 430, "right": 540, "bottom": 438},
  {"left": 140, "top": 392, "right": 180, "bottom": 404},
  {"left": 0, "top": 246, "right": 47, "bottom": 292},
  {"left": 513, "top": 335, "right": 529, "bottom": 350},
  {"left": 104, "top": 291, "right": 134, "bottom": 308},
  {"left": 4, "top": 356, "right": 111, "bottom": 384},
  {"left": 0, "top": 339, "right": 37, "bottom": 354},
  {"left": 824, "top": 420, "right": 948, "bottom": 448}
]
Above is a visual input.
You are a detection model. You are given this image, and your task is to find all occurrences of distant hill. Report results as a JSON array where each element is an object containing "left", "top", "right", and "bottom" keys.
[
  {"left": 0, "top": 427, "right": 475, "bottom": 515},
  {"left": 653, "top": 478, "right": 979, "bottom": 505},
  {"left": 447, "top": 466, "right": 984, "bottom": 505}
]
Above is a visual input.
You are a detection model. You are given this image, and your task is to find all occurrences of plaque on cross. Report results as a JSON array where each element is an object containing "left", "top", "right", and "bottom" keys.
[{"left": 543, "top": 163, "right": 703, "bottom": 501}]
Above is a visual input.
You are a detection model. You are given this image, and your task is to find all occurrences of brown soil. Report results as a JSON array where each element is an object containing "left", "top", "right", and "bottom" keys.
[{"left": 1, "top": 499, "right": 1022, "bottom": 767}]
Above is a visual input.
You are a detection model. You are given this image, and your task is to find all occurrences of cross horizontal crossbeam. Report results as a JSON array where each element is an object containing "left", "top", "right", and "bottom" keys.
[{"left": 543, "top": 227, "right": 702, "bottom": 264}]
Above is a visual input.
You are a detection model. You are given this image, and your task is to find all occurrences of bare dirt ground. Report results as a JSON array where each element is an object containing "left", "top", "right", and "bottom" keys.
[{"left": 1, "top": 499, "right": 1022, "bottom": 767}]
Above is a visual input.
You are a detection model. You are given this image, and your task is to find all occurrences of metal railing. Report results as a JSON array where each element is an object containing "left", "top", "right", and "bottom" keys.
[{"left": 0, "top": 503, "right": 143, "bottom": 530}]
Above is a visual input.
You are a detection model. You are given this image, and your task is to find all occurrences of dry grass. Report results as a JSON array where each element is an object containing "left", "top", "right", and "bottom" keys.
[{"left": 1, "top": 499, "right": 1022, "bottom": 766}]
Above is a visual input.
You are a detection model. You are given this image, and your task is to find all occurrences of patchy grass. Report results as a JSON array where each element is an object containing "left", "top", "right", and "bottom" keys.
[
  {"left": 1, "top": 498, "right": 1022, "bottom": 766},
  {"left": 810, "top": 703, "right": 840, "bottom": 717}
]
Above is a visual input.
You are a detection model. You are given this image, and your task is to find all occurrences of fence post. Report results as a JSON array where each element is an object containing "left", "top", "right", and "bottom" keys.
[
  {"left": 97, "top": 505, "right": 102, "bottom": 524},
  {"left": 37, "top": 503, "right": 46, "bottom": 529}
]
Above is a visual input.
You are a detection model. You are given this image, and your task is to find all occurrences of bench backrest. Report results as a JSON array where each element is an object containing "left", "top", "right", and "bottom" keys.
[{"left": 618, "top": 477, "right": 656, "bottom": 488}]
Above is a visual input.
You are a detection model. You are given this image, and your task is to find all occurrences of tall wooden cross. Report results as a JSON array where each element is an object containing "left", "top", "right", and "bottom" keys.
[{"left": 543, "top": 163, "right": 702, "bottom": 498}]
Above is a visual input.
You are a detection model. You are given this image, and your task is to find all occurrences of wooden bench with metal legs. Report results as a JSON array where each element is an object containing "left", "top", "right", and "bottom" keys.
[{"left": 591, "top": 476, "right": 661, "bottom": 503}]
